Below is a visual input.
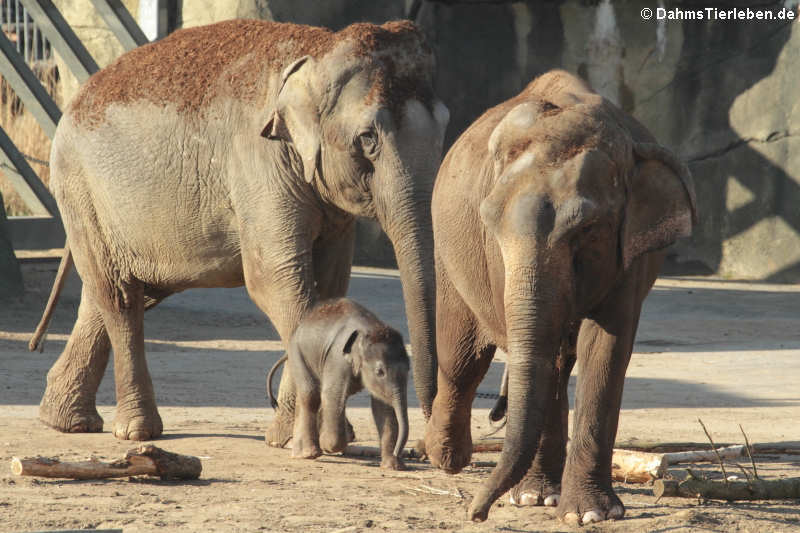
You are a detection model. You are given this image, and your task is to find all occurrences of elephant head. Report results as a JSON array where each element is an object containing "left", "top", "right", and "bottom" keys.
[
  {"left": 469, "top": 71, "right": 696, "bottom": 517},
  {"left": 262, "top": 22, "right": 449, "bottom": 418},
  {"left": 344, "top": 327, "right": 411, "bottom": 458}
]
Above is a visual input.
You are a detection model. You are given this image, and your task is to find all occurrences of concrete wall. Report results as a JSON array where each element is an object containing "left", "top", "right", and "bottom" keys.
[{"left": 44, "top": 0, "right": 800, "bottom": 281}]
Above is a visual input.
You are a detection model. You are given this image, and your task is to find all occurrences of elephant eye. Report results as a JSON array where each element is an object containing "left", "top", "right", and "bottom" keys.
[
  {"left": 358, "top": 130, "right": 380, "bottom": 159},
  {"left": 375, "top": 364, "right": 386, "bottom": 378}
]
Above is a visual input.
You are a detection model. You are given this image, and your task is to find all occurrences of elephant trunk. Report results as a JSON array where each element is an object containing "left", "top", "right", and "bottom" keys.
[
  {"left": 468, "top": 266, "right": 561, "bottom": 521},
  {"left": 393, "top": 390, "right": 409, "bottom": 458},
  {"left": 378, "top": 178, "right": 437, "bottom": 420}
]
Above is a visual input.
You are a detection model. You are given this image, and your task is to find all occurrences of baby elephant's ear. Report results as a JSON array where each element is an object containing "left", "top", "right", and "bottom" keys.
[
  {"left": 343, "top": 330, "right": 359, "bottom": 354},
  {"left": 343, "top": 330, "right": 362, "bottom": 374}
]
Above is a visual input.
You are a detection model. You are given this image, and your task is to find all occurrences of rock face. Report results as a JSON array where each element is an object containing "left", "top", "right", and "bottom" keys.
[
  {"left": 28, "top": 0, "right": 800, "bottom": 280},
  {"left": 422, "top": 0, "right": 800, "bottom": 281}
]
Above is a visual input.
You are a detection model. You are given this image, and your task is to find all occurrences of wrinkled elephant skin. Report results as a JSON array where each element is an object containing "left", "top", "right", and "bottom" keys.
[
  {"left": 37, "top": 20, "right": 447, "bottom": 445},
  {"left": 426, "top": 70, "right": 696, "bottom": 524},
  {"left": 284, "top": 298, "right": 410, "bottom": 470}
]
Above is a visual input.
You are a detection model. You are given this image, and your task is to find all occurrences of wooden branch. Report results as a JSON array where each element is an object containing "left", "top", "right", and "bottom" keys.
[
  {"left": 654, "top": 476, "right": 800, "bottom": 500},
  {"left": 11, "top": 445, "right": 201, "bottom": 480},
  {"left": 472, "top": 438, "right": 504, "bottom": 453},
  {"left": 614, "top": 440, "right": 800, "bottom": 455},
  {"left": 662, "top": 445, "right": 744, "bottom": 464},
  {"left": 468, "top": 438, "right": 745, "bottom": 483}
]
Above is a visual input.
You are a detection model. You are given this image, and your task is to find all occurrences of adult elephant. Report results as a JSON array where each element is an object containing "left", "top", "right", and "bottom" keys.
[
  {"left": 30, "top": 19, "right": 447, "bottom": 444},
  {"left": 425, "top": 71, "right": 696, "bottom": 524}
]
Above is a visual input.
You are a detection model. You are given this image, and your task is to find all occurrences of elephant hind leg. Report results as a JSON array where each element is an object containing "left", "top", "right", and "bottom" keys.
[
  {"left": 39, "top": 286, "right": 111, "bottom": 433},
  {"left": 92, "top": 278, "right": 162, "bottom": 441}
]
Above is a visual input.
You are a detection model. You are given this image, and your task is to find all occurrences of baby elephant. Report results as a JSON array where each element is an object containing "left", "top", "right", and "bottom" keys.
[{"left": 267, "top": 298, "right": 410, "bottom": 470}]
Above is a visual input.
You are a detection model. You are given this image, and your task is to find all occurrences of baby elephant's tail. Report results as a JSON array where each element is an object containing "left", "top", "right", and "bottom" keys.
[
  {"left": 29, "top": 243, "right": 73, "bottom": 352},
  {"left": 266, "top": 354, "right": 288, "bottom": 409}
]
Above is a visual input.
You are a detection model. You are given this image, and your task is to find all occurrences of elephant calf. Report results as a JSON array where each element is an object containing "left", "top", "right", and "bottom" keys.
[{"left": 268, "top": 298, "right": 410, "bottom": 470}]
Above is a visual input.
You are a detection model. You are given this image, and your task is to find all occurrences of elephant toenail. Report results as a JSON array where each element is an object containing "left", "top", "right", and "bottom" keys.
[
  {"left": 519, "top": 492, "right": 539, "bottom": 506},
  {"left": 582, "top": 510, "right": 604, "bottom": 524},
  {"left": 543, "top": 494, "right": 560, "bottom": 507},
  {"left": 608, "top": 504, "right": 624, "bottom": 519},
  {"left": 509, "top": 493, "right": 518, "bottom": 505}
]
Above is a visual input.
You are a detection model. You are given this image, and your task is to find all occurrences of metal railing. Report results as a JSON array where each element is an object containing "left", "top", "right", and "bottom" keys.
[{"left": 1, "top": 0, "right": 52, "bottom": 65}]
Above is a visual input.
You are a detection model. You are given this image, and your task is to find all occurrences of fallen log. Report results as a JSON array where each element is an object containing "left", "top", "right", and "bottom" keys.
[
  {"left": 654, "top": 475, "right": 800, "bottom": 500},
  {"left": 11, "top": 444, "right": 201, "bottom": 480},
  {"left": 469, "top": 439, "right": 744, "bottom": 483},
  {"left": 615, "top": 440, "right": 800, "bottom": 455}
]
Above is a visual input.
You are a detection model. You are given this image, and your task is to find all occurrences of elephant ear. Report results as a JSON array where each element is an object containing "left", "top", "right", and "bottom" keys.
[
  {"left": 343, "top": 329, "right": 362, "bottom": 374},
  {"left": 621, "top": 143, "right": 698, "bottom": 270},
  {"left": 261, "top": 55, "right": 321, "bottom": 183}
]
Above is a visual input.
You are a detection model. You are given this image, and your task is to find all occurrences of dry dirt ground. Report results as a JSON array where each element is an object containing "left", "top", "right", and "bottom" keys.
[{"left": 1, "top": 260, "right": 799, "bottom": 532}]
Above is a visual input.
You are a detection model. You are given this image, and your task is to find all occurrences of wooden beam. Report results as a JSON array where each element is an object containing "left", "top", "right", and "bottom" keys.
[
  {"left": 89, "top": 0, "right": 149, "bottom": 51},
  {"left": 0, "top": 125, "right": 58, "bottom": 217},
  {"left": 0, "top": 29, "right": 61, "bottom": 138},
  {"left": 19, "top": 0, "right": 99, "bottom": 81}
]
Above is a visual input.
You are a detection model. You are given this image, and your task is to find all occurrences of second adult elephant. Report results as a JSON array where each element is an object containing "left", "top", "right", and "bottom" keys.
[
  {"left": 30, "top": 20, "right": 447, "bottom": 443},
  {"left": 425, "top": 70, "right": 696, "bottom": 524}
]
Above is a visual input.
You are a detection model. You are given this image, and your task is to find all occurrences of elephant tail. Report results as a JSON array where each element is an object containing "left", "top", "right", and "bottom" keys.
[
  {"left": 266, "top": 354, "right": 288, "bottom": 409},
  {"left": 29, "top": 243, "right": 73, "bottom": 352}
]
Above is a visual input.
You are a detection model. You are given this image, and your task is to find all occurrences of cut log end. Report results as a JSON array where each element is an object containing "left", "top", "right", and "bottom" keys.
[{"left": 127, "top": 444, "right": 202, "bottom": 480}]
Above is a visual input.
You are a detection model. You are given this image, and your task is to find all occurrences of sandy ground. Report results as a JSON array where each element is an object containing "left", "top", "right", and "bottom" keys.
[{"left": 1, "top": 260, "right": 799, "bottom": 532}]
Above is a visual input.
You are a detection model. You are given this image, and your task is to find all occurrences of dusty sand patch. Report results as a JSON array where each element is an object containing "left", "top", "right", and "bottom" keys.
[{"left": 1, "top": 263, "right": 798, "bottom": 532}]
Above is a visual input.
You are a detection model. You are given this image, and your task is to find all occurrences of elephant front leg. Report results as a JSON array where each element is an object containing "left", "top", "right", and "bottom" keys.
[
  {"left": 511, "top": 328, "right": 577, "bottom": 507},
  {"left": 318, "top": 382, "right": 350, "bottom": 455},
  {"left": 558, "top": 287, "right": 644, "bottom": 525},
  {"left": 40, "top": 286, "right": 110, "bottom": 433},
  {"left": 371, "top": 397, "right": 404, "bottom": 471},
  {"left": 425, "top": 274, "right": 494, "bottom": 473},
  {"left": 313, "top": 222, "right": 357, "bottom": 446},
  {"left": 263, "top": 222, "right": 354, "bottom": 448},
  {"left": 292, "top": 389, "right": 322, "bottom": 459}
]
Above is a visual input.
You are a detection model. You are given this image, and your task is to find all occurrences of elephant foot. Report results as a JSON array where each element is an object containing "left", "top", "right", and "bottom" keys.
[
  {"left": 266, "top": 407, "right": 295, "bottom": 448},
  {"left": 291, "top": 438, "right": 322, "bottom": 459},
  {"left": 112, "top": 406, "right": 163, "bottom": 441},
  {"left": 320, "top": 430, "right": 348, "bottom": 454},
  {"left": 509, "top": 464, "right": 563, "bottom": 507},
  {"left": 291, "top": 446, "right": 322, "bottom": 459},
  {"left": 380, "top": 455, "right": 406, "bottom": 471},
  {"left": 557, "top": 485, "right": 624, "bottom": 525},
  {"left": 510, "top": 481, "right": 560, "bottom": 507},
  {"left": 39, "top": 392, "right": 104, "bottom": 433},
  {"left": 424, "top": 423, "right": 471, "bottom": 474}
]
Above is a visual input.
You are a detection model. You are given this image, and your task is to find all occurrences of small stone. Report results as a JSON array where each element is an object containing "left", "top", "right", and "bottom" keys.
[{"left": 363, "top": 519, "right": 374, "bottom": 528}]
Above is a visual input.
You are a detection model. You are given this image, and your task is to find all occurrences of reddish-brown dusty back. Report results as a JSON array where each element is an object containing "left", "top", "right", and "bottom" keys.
[{"left": 70, "top": 19, "right": 432, "bottom": 126}]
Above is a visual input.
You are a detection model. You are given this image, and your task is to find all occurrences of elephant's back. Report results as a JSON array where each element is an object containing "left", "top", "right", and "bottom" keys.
[{"left": 67, "top": 20, "right": 333, "bottom": 128}]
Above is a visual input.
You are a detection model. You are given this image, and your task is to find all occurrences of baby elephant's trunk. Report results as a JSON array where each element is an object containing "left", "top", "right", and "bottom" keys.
[{"left": 393, "top": 392, "right": 409, "bottom": 458}]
